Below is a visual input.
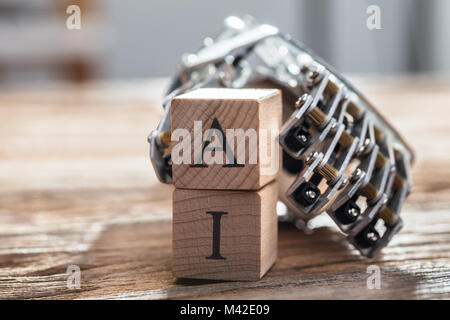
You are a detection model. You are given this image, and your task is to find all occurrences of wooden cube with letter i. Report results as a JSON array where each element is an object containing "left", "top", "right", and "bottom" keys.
[
  {"left": 170, "top": 88, "right": 281, "bottom": 281},
  {"left": 172, "top": 181, "right": 278, "bottom": 281}
]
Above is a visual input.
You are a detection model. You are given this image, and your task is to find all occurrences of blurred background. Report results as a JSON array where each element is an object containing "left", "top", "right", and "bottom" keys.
[{"left": 1, "top": 0, "right": 449, "bottom": 86}]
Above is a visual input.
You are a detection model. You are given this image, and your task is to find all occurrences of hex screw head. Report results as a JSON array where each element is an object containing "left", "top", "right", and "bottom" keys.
[
  {"left": 350, "top": 168, "right": 363, "bottom": 182},
  {"left": 348, "top": 207, "right": 359, "bottom": 218},
  {"left": 295, "top": 93, "right": 310, "bottom": 108},
  {"left": 305, "top": 189, "right": 317, "bottom": 199},
  {"left": 366, "top": 231, "right": 379, "bottom": 242},
  {"left": 305, "top": 151, "right": 319, "bottom": 165}
]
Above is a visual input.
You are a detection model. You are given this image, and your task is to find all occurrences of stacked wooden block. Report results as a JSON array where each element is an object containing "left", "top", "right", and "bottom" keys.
[{"left": 170, "top": 88, "right": 282, "bottom": 281}]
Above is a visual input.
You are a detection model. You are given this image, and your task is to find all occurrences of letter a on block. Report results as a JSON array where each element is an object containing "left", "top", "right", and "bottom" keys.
[
  {"left": 191, "top": 118, "right": 242, "bottom": 168},
  {"left": 171, "top": 88, "right": 281, "bottom": 190}
]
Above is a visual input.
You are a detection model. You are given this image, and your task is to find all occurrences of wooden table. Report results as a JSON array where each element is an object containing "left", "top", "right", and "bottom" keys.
[{"left": 0, "top": 77, "right": 449, "bottom": 300}]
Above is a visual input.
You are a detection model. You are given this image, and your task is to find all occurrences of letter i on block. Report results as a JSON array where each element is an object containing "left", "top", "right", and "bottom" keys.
[
  {"left": 172, "top": 181, "right": 278, "bottom": 281},
  {"left": 170, "top": 88, "right": 282, "bottom": 190}
]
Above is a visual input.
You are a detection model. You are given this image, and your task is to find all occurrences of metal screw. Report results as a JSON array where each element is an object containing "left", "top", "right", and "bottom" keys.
[
  {"left": 358, "top": 138, "right": 371, "bottom": 154},
  {"left": 330, "top": 121, "right": 337, "bottom": 131},
  {"left": 366, "top": 231, "right": 379, "bottom": 242},
  {"left": 295, "top": 93, "right": 309, "bottom": 108},
  {"left": 203, "top": 37, "right": 214, "bottom": 47},
  {"left": 305, "top": 151, "right": 319, "bottom": 165},
  {"left": 348, "top": 208, "right": 359, "bottom": 218},
  {"left": 305, "top": 189, "right": 317, "bottom": 199},
  {"left": 350, "top": 168, "right": 363, "bottom": 182},
  {"left": 298, "top": 134, "right": 308, "bottom": 143},
  {"left": 182, "top": 53, "right": 198, "bottom": 66}
]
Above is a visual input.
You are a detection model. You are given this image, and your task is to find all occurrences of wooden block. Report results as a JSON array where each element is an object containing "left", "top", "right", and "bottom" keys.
[
  {"left": 172, "top": 181, "right": 278, "bottom": 281},
  {"left": 171, "top": 88, "right": 281, "bottom": 190}
]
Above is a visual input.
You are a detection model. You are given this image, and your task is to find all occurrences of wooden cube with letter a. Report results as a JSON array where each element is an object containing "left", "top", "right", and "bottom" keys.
[
  {"left": 170, "top": 88, "right": 281, "bottom": 190},
  {"left": 172, "top": 181, "right": 278, "bottom": 281}
]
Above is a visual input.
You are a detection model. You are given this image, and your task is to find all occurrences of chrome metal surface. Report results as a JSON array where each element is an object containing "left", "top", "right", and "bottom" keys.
[{"left": 148, "top": 16, "right": 414, "bottom": 257}]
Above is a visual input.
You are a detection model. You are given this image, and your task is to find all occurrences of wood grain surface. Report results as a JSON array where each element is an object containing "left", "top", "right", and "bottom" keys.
[
  {"left": 0, "top": 77, "right": 449, "bottom": 299},
  {"left": 173, "top": 182, "right": 278, "bottom": 281}
]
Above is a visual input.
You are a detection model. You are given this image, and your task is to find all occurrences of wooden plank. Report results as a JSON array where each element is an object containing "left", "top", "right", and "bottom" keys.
[{"left": 0, "top": 77, "right": 449, "bottom": 299}]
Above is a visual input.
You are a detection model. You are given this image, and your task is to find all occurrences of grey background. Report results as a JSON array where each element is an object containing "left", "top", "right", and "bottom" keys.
[
  {"left": 1, "top": 0, "right": 449, "bottom": 83},
  {"left": 103, "top": 0, "right": 450, "bottom": 78}
]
